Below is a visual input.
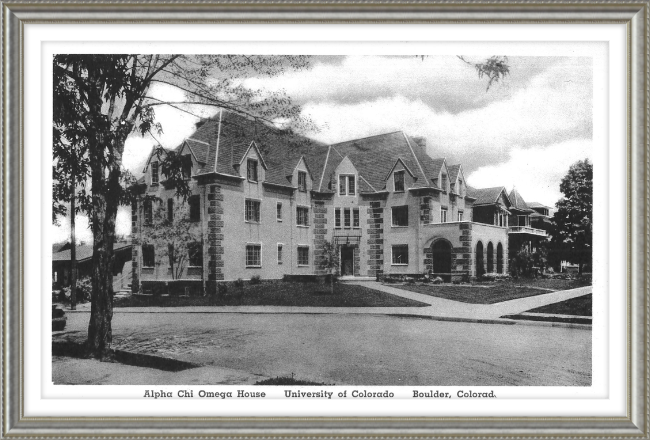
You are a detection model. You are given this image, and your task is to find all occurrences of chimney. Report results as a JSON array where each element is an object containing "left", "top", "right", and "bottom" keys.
[{"left": 412, "top": 136, "right": 427, "bottom": 154}]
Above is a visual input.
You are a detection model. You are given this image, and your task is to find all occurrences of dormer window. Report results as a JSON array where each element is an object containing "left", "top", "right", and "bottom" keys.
[
  {"left": 247, "top": 159, "right": 258, "bottom": 182},
  {"left": 339, "top": 175, "right": 356, "bottom": 196},
  {"left": 394, "top": 171, "right": 405, "bottom": 192},
  {"left": 151, "top": 162, "right": 159, "bottom": 186},
  {"left": 182, "top": 155, "right": 192, "bottom": 180},
  {"left": 298, "top": 171, "right": 307, "bottom": 192}
]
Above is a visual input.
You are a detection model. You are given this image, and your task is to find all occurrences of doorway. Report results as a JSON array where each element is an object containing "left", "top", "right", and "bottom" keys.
[
  {"left": 340, "top": 246, "right": 355, "bottom": 276},
  {"left": 431, "top": 240, "right": 452, "bottom": 282}
]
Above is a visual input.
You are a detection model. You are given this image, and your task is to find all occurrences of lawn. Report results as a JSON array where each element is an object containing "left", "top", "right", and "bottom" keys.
[
  {"left": 394, "top": 281, "right": 556, "bottom": 305},
  {"left": 114, "top": 281, "right": 429, "bottom": 308},
  {"left": 526, "top": 294, "right": 592, "bottom": 316},
  {"left": 474, "top": 278, "right": 590, "bottom": 291}
]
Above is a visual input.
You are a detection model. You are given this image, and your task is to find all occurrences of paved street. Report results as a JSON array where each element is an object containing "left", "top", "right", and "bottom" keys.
[{"left": 56, "top": 311, "right": 591, "bottom": 386}]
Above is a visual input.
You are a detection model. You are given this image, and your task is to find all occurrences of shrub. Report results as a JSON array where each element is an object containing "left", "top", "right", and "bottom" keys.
[
  {"left": 234, "top": 278, "right": 244, "bottom": 289},
  {"left": 250, "top": 275, "right": 262, "bottom": 285},
  {"left": 217, "top": 283, "right": 228, "bottom": 296},
  {"left": 60, "top": 277, "right": 92, "bottom": 303},
  {"left": 480, "top": 273, "right": 511, "bottom": 282}
]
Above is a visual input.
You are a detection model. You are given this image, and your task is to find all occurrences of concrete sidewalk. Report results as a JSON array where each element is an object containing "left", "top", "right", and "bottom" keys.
[{"left": 65, "top": 282, "right": 592, "bottom": 328}]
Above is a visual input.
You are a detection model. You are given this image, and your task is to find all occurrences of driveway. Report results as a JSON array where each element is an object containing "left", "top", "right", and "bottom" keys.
[{"left": 56, "top": 311, "right": 591, "bottom": 386}]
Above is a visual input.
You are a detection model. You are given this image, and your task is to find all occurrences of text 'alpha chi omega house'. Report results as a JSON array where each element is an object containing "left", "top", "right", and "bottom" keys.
[{"left": 130, "top": 110, "right": 549, "bottom": 294}]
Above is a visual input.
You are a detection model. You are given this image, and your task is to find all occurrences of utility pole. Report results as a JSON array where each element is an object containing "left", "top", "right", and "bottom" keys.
[{"left": 70, "top": 157, "right": 77, "bottom": 310}]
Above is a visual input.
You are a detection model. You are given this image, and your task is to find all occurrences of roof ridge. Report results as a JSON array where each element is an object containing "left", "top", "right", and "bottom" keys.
[
  {"left": 402, "top": 132, "right": 428, "bottom": 184},
  {"left": 213, "top": 109, "right": 223, "bottom": 173},
  {"left": 329, "top": 130, "right": 403, "bottom": 146},
  {"left": 317, "top": 146, "right": 332, "bottom": 192},
  {"left": 187, "top": 138, "right": 210, "bottom": 146}
]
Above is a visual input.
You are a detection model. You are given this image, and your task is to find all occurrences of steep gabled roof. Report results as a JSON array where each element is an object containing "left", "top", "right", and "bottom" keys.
[
  {"left": 185, "top": 110, "right": 326, "bottom": 187},
  {"left": 508, "top": 188, "right": 535, "bottom": 212},
  {"left": 528, "top": 201, "right": 551, "bottom": 209},
  {"left": 468, "top": 186, "right": 511, "bottom": 206},
  {"left": 448, "top": 164, "right": 461, "bottom": 184},
  {"left": 184, "top": 139, "right": 210, "bottom": 164},
  {"left": 318, "top": 131, "right": 430, "bottom": 192}
]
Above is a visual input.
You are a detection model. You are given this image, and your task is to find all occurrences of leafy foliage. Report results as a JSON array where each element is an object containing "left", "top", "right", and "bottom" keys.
[
  {"left": 139, "top": 199, "right": 202, "bottom": 280},
  {"left": 457, "top": 55, "right": 510, "bottom": 91},
  {"left": 550, "top": 159, "right": 593, "bottom": 274}
]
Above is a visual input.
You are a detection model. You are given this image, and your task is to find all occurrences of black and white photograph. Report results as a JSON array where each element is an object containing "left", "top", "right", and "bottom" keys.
[{"left": 50, "top": 53, "right": 594, "bottom": 388}]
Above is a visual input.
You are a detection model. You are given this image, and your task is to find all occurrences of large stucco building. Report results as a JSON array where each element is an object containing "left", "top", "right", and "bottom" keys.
[{"left": 131, "top": 111, "right": 546, "bottom": 293}]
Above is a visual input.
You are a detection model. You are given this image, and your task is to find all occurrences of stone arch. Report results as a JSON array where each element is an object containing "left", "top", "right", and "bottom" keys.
[
  {"left": 497, "top": 243, "right": 504, "bottom": 274},
  {"left": 476, "top": 241, "right": 485, "bottom": 278},
  {"left": 487, "top": 242, "right": 494, "bottom": 273},
  {"left": 431, "top": 239, "right": 452, "bottom": 282}
]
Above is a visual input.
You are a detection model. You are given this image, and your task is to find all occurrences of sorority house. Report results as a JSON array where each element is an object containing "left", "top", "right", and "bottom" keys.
[{"left": 131, "top": 111, "right": 548, "bottom": 293}]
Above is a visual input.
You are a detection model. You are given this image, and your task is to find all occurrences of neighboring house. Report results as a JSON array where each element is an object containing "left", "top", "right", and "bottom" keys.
[
  {"left": 130, "top": 110, "right": 512, "bottom": 292},
  {"left": 52, "top": 242, "right": 132, "bottom": 290},
  {"left": 507, "top": 188, "right": 548, "bottom": 256},
  {"left": 527, "top": 201, "right": 554, "bottom": 233}
]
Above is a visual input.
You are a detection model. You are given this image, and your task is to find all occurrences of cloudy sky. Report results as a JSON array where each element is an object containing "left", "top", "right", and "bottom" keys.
[{"left": 53, "top": 55, "right": 593, "bottom": 244}]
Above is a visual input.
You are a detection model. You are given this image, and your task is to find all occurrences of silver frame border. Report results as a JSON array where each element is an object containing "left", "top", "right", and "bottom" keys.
[{"left": 1, "top": 2, "right": 648, "bottom": 437}]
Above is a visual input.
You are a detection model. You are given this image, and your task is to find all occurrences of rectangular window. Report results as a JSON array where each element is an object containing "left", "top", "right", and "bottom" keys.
[
  {"left": 392, "top": 205, "right": 409, "bottom": 227},
  {"left": 245, "top": 199, "right": 261, "bottom": 223},
  {"left": 142, "top": 244, "right": 155, "bottom": 267},
  {"left": 297, "top": 247, "right": 309, "bottom": 266},
  {"left": 353, "top": 208, "right": 360, "bottom": 228},
  {"left": 518, "top": 215, "right": 527, "bottom": 226},
  {"left": 144, "top": 199, "right": 153, "bottom": 225},
  {"left": 182, "top": 155, "right": 192, "bottom": 179},
  {"left": 343, "top": 208, "right": 351, "bottom": 228},
  {"left": 392, "top": 245, "right": 409, "bottom": 265},
  {"left": 189, "top": 195, "right": 200, "bottom": 222},
  {"left": 298, "top": 171, "right": 307, "bottom": 192},
  {"left": 297, "top": 206, "right": 309, "bottom": 226},
  {"left": 335, "top": 208, "right": 341, "bottom": 228},
  {"left": 458, "top": 211, "right": 464, "bottom": 222},
  {"left": 277, "top": 244, "right": 283, "bottom": 264},
  {"left": 394, "top": 171, "right": 405, "bottom": 192},
  {"left": 276, "top": 202, "right": 282, "bottom": 221},
  {"left": 347, "top": 176, "right": 355, "bottom": 195},
  {"left": 247, "top": 159, "right": 258, "bottom": 182},
  {"left": 151, "top": 162, "right": 159, "bottom": 186},
  {"left": 440, "top": 207, "right": 448, "bottom": 223},
  {"left": 167, "top": 198, "right": 174, "bottom": 223},
  {"left": 339, "top": 175, "right": 355, "bottom": 196},
  {"left": 188, "top": 242, "right": 202, "bottom": 267},
  {"left": 245, "top": 244, "right": 261, "bottom": 267}
]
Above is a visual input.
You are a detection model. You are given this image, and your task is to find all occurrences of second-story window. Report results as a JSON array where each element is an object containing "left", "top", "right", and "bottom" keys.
[
  {"left": 335, "top": 208, "right": 341, "bottom": 228},
  {"left": 298, "top": 171, "right": 307, "bottom": 192},
  {"left": 458, "top": 211, "right": 464, "bottom": 222},
  {"left": 339, "top": 175, "right": 355, "bottom": 196},
  {"left": 344, "top": 208, "right": 351, "bottom": 228},
  {"left": 142, "top": 244, "right": 155, "bottom": 268},
  {"left": 297, "top": 206, "right": 309, "bottom": 226},
  {"left": 440, "top": 207, "right": 448, "bottom": 223},
  {"left": 167, "top": 198, "right": 174, "bottom": 222},
  {"left": 189, "top": 195, "right": 200, "bottom": 222},
  {"left": 151, "top": 162, "right": 159, "bottom": 186},
  {"left": 247, "top": 159, "right": 258, "bottom": 182},
  {"left": 245, "top": 199, "right": 261, "bottom": 223},
  {"left": 394, "top": 171, "right": 405, "bottom": 192},
  {"left": 144, "top": 199, "right": 153, "bottom": 225},
  {"left": 392, "top": 205, "right": 409, "bottom": 227},
  {"left": 276, "top": 202, "right": 282, "bottom": 221},
  {"left": 353, "top": 208, "right": 360, "bottom": 228}
]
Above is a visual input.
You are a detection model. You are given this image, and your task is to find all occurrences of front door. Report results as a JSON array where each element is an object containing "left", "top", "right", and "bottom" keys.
[{"left": 340, "top": 246, "right": 354, "bottom": 276}]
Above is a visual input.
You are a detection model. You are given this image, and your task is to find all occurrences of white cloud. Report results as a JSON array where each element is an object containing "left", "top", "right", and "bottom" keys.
[
  {"left": 466, "top": 139, "right": 593, "bottom": 207},
  {"left": 51, "top": 215, "right": 93, "bottom": 245}
]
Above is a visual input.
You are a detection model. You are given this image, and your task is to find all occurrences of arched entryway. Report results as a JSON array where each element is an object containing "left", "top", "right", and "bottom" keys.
[
  {"left": 431, "top": 240, "right": 452, "bottom": 282},
  {"left": 497, "top": 243, "right": 504, "bottom": 274},
  {"left": 487, "top": 242, "right": 494, "bottom": 273},
  {"left": 476, "top": 241, "right": 484, "bottom": 278}
]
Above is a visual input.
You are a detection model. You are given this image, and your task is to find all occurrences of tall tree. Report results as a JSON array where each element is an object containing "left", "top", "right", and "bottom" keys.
[
  {"left": 53, "top": 55, "right": 312, "bottom": 359},
  {"left": 550, "top": 159, "right": 593, "bottom": 274}
]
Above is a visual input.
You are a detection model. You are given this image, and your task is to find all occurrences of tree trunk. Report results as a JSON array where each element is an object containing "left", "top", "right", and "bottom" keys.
[
  {"left": 70, "top": 158, "right": 77, "bottom": 310},
  {"left": 330, "top": 270, "right": 334, "bottom": 295}
]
